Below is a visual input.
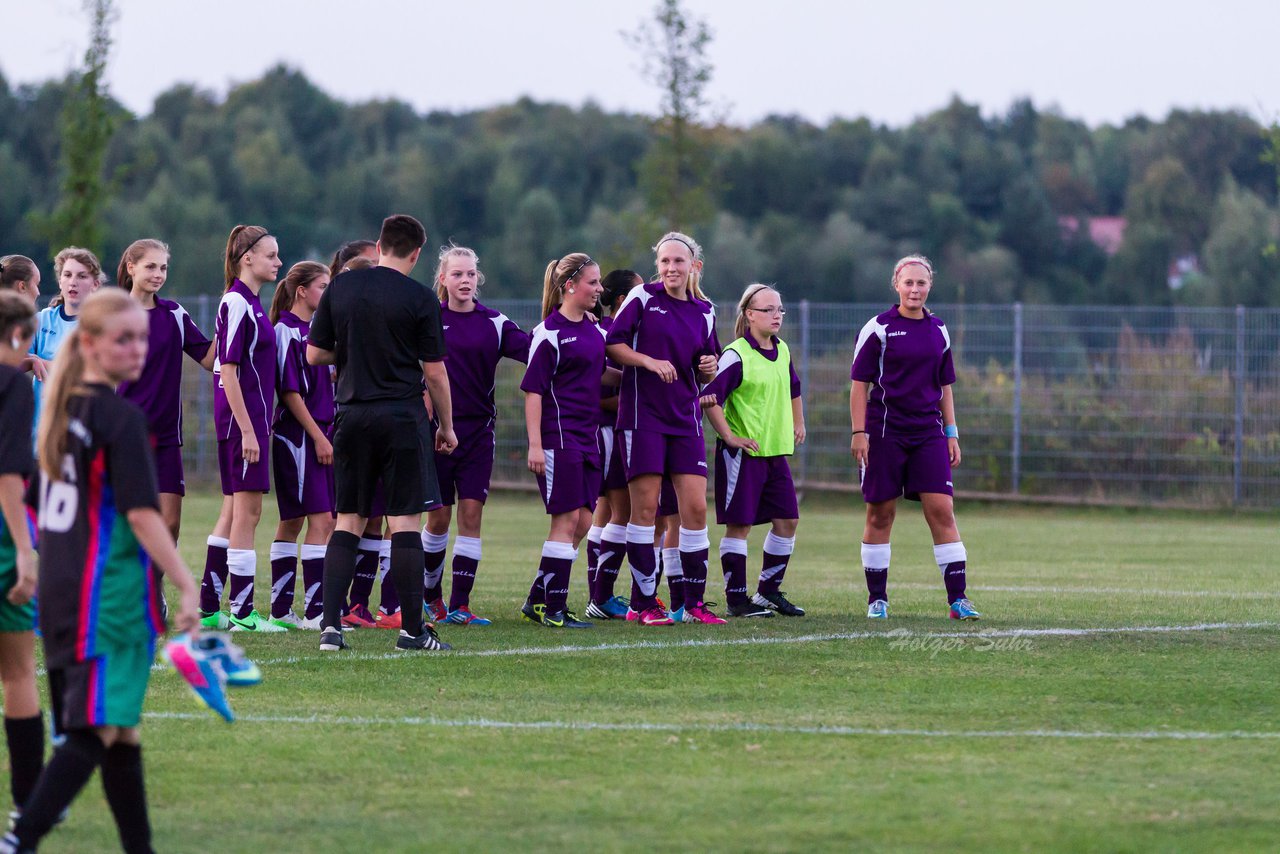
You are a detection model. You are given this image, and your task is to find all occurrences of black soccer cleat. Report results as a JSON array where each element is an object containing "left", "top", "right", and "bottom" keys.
[
  {"left": 752, "top": 591, "right": 806, "bottom": 617},
  {"left": 542, "top": 608, "right": 594, "bottom": 629},
  {"left": 396, "top": 625, "right": 452, "bottom": 651},
  {"left": 319, "top": 627, "right": 349, "bottom": 652},
  {"left": 520, "top": 599, "right": 546, "bottom": 625},
  {"left": 726, "top": 600, "right": 774, "bottom": 618}
]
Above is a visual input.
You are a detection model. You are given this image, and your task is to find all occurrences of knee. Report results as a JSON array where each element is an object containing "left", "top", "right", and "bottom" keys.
[
  {"left": 774, "top": 518, "right": 798, "bottom": 538},
  {"left": 866, "top": 506, "right": 895, "bottom": 531}
]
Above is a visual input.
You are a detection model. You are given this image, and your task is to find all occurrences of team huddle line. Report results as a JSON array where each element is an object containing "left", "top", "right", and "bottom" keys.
[{"left": 0, "top": 214, "right": 978, "bottom": 849}]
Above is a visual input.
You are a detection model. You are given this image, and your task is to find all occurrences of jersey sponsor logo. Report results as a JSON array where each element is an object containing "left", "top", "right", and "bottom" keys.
[
  {"left": 560, "top": 336, "right": 578, "bottom": 344},
  {"left": 697, "top": 460, "right": 707, "bottom": 469},
  {"left": 888, "top": 330, "right": 907, "bottom": 337},
  {"left": 946, "top": 480, "right": 953, "bottom": 487},
  {"left": 647, "top": 306, "right": 668, "bottom": 315}
]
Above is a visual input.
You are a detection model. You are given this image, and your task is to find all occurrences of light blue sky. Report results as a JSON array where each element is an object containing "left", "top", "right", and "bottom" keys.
[{"left": 4, "top": 0, "right": 1276, "bottom": 128}]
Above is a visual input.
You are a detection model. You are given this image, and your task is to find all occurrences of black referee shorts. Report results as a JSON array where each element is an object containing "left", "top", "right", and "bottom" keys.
[{"left": 332, "top": 400, "right": 440, "bottom": 517}]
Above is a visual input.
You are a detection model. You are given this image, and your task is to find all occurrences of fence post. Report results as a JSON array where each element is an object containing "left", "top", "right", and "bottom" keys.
[
  {"left": 798, "top": 299, "right": 811, "bottom": 489},
  {"left": 1012, "top": 302, "right": 1023, "bottom": 496},
  {"left": 1234, "top": 304, "right": 1245, "bottom": 506}
]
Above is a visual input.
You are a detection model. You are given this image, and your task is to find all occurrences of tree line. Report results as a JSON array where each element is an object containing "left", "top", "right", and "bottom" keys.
[{"left": 2, "top": 64, "right": 1277, "bottom": 306}]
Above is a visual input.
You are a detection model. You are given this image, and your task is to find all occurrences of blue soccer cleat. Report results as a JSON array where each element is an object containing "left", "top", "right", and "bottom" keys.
[
  {"left": 194, "top": 633, "right": 262, "bottom": 686},
  {"left": 585, "top": 596, "right": 630, "bottom": 620},
  {"left": 867, "top": 600, "right": 889, "bottom": 619},
  {"left": 949, "top": 598, "right": 981, "bottom": 620},
  {"left": 163, "top": 633, "right": 235, "bottom": 722}
]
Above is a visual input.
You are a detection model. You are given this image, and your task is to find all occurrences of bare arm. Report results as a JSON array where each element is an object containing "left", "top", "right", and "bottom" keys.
[
  {"left": 198, "top": 340, "right": 217, "bottom": 371},
  {"left": 306, "top": 344, "right": 335, "bottom": 366},
  {"left": 0, "top": 474, "right": 36, "bottom": 605},
  {"left": 525, "top": 392, "right": 545, "bottom": 474},
  {"left": 940, "top": 384, "right": 961, "bottom": 467},
  {"left": 423, "top": 361, "right": 456, "bottom": 454},
  {"left": 850, "top": 381, "right": 870, "bottom": 465},
  {"left": 605, "top": 343, "right": 676, "bottom": 383},
  {"left": 602, "top": 366, "right": 622, "bottom": 388},
  {"left": 127, "top": 507, "right": 198, "bottom": 633},
  {"left": 704, "top": 403, "right": 758, "bottom": 453},
  {"left": 282, "top": 391, "right": 333, "bottom": 465},
  {"left": 219, "top": 363, "right": 260, "bottom": 463},
  {"left": 792, "top": 395, "right": 806, "bottom": 446}
]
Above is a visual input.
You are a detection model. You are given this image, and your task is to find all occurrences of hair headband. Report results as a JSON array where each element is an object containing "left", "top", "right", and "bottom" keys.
[
  {"left": 659, "top": 236, "right": 698, "bottom": 258},
  {"left": 240, "top": 231, "right": 269, "bottom": 258},
  {"left": 893, "top": 257, "right": 932, "bottom": 280},
  {"left": 562, "top": 256, "right": 594, "bottom": 284}
]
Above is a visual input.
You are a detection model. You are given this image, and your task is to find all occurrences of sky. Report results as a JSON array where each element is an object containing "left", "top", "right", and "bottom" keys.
[{"left": 3, "top": 0, "right": 1278, "bottom": 129}]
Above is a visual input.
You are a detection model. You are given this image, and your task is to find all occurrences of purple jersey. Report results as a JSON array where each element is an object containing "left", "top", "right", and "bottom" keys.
[
  {"left": 598, "top": 314, "right": 620, "bottom": 428},
  {"left": 440, "top": 301, "right": 530, "bottom": 441},
  {"left": 214, "top": 280, "right": 277, "bottom": 441},
  {"left": 702, "top": 331, "right": 802, "bottom": 405},
  {"left": 520, "top": 312, "right": 607, "bottom": 453},
  {"left": 273, "top": 310, "right": 335, "bottom": 442},
  {"left": 850, "top": 306, "right": 956, "bottom": 438},
  {"left": 118, "top": 298, "right": 212, "bottom": 447},
  {"left": 605, "top": 282, "right": 719, "bottom": 436}
]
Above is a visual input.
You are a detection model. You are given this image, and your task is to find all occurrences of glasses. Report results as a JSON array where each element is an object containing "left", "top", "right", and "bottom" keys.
[{"left": 747, "top": 306, "right": 786, "bottom": 316}]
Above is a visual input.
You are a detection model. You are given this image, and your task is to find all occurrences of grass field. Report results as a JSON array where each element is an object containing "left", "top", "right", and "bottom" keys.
[{"left": 16, "top": 491, "right": 1280, "bottom": 852}]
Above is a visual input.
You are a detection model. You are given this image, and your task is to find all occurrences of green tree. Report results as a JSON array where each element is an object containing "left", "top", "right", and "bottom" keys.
[
  {"left": 627, "top": 0, "right": 717, "bottom": 231},
  {"left": 44, "top": 0, "right": 117, "bottom": 258}
]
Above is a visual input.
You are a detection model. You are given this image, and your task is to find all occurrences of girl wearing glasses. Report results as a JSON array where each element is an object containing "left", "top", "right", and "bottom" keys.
[
  {"left": 604, "top": 232, "right": 722, "bottom": 626},
  {"left": 701, "top": 284, "right": 806, "bottom": 617},
  {"left": 849, "top": 255, "right": 980, "bottom": 621}
]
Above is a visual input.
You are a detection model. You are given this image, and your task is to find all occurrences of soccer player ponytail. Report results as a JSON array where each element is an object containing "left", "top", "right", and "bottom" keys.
[
  {"left": 224, "top": 225, "right": 269, "bottom": 292},
  {"left": 541, "top": 252, "right": 593, "bottom": 319},
  {"left": 116, "top": 238, "right": 169, "bottom": 293},
  {"left": 37, "top": 289, "right": 139, "bottom": 480},
  {"left": 270, "top": 261, "right": 329, "bottom": 324}
]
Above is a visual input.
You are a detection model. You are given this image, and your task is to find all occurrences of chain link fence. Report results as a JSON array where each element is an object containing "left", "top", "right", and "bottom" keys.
[{"left": 173, "top": 296, "right": 1280, "bottom": 509}]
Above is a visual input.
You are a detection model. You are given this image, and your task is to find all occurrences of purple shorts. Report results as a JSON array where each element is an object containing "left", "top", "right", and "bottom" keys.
[
  {"left": 715, "top": 444, "right": 799, "bottom": 526},
  {"left": 273, "top": 432, "right": 336, "bottom": 520},
  {"left": 217, "top": 434, "right": 271, "bottom": 495},
  {"left": 536, "top": 448, "right": 602, "bottom": 515},
  {"left": 600, "top": 427, "right": 628, "bottom": 494},
  {"left": 621, "top": 429, "right": 708, "bottom": 480},
  {"left": 154, "top": 444, "right": 185, "bottom": 496},
  {"left": 860, "top": 432, "right": 953, "bottom": 503},
  {"left": 435, "top": 430, "right": 495, "bottom": 506}
]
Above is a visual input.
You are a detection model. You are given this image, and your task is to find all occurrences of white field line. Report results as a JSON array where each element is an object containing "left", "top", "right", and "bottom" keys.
[
  {"left": 893, "top": 582, "right": 1280, "bottom": 599},
  {"left": 141, "top": 710, "right": 1280, "bottom": 742},
  {"left": 159, "top": 620, "right": 1275, "bottom": 672}
]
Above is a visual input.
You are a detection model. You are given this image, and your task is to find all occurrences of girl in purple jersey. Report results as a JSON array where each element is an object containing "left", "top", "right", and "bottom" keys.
[
  {"left": 584, "top": 269, "right": 643, "bottom": 620},
  {"left": 266, "top": 261, "right": 336, "bottom": 631},
  {"left": 605, "top": 232, "right": 723, "bottom": 626},
  {"left": 520, "top": 253, "right": 616, "bottom": 629},
  {"left": 702, "top": 284, "right": 806, "bottom": 618},
  {"left": 199, "top": 225, "right": 286, "bottom": 633},
  {"left": 0, "top": 292, "right": 43, "bottom": 827},
  {"left": 420, "top": 244, "right": 529, "bottom": 627},
  {"left": 116, "top": 240, "right": 218, "bottom": 542},
  {"left": 850, "top": 255, "right": 980, "bottom": 621}
]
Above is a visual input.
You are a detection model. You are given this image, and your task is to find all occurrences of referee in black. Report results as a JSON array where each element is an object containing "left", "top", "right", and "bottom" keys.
[{"left": 307, "top": 214, "right": 458, "bottom": 652}]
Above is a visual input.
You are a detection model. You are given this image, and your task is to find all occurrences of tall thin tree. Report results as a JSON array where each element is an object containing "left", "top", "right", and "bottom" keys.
[
  {"left": 46, "top": 0, "right": 117, "bottom": 259},
  {"left": 626, "top": 0, "right": 717, "bottom": 231}
]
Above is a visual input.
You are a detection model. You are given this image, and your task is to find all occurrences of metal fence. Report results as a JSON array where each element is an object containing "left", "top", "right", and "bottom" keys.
[{"left": 173, "top": 296, "right": 1280, "bottom": 509}]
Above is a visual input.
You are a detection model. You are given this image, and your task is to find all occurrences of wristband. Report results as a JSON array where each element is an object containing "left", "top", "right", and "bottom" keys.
[
  {"left": 852, "top": 430, "right": 867, "bottom": 436},
  {"left": 944, "top": 424, "right": 959, "bottom": 439}
]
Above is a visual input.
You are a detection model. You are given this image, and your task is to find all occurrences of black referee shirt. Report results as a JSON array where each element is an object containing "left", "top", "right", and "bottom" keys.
[{"left": 310, "top": 266, "right": 446, "bottom": 405}]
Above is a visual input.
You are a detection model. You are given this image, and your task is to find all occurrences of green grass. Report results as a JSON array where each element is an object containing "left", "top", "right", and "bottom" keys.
[{"left": 19, "top": 492, "right": 1280, "bottom": 852}]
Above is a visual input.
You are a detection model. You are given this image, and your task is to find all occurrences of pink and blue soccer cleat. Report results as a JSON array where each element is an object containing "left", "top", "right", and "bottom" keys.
[{"left": 163, "top": 633, "right": 262, "bottom": 722}]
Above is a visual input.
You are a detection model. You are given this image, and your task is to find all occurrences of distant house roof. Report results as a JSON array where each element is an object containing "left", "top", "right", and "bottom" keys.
[{"left": 1059, "top": 215, "right": 1127, "bottom": 256}]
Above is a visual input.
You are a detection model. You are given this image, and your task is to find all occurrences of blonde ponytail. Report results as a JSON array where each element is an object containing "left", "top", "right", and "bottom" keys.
[
  {"left": 541, "top": 253, "right": 594, "bottom": 319},
  {"left": 734, "top": 283, "right": 776, "bottom": 340}
]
